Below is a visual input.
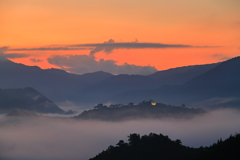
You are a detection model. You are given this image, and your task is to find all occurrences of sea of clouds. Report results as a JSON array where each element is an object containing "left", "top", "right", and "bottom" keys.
[{"left": 0, "top": 108, "right": 240, "bottom": 160}]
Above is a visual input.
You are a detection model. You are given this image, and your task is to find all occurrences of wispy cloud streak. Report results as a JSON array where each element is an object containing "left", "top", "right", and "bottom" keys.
[
  {"left": 71, "top": 39, "right": 193, "bottom": 55},
  {"left": 9, "top": 47, "right": 91, "bottom": 51},
  {"left": 7, "top": 39, "right": 214, "bottom": 55},
  {"left": 0, "top": 47, "right": 30, "bottom": 60}
]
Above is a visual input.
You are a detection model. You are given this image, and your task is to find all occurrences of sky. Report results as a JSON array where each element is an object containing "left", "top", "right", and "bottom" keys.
[{"left": 1, "top": 0, "right": 240, "bottom": 75}]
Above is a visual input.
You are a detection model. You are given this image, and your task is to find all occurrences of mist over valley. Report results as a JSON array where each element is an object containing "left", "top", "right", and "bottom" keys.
[
  {"left": 0, "top": 108, "right": 240, "bottom": 160},
  {"left": 0, "top": 57, "right": 240, "bottom": 160},
  {"left": 1, "top": 0, "right": 240, "bottom": 159}
]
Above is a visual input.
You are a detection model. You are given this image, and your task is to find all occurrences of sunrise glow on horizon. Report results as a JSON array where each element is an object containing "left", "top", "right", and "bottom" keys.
[{"left": 1, "top": 0, "right": 240, "bottom": 74}]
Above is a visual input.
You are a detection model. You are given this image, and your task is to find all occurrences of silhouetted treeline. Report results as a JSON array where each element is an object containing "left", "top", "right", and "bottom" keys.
[
  {"left": 197, "top": 133, "right": 240, "bottom": 160},
  {"left": 89, "top": 133, "right": 240, "bottom": 160},
  {"left": 75, "top": 100, "right": 206, "bottom": 121}
]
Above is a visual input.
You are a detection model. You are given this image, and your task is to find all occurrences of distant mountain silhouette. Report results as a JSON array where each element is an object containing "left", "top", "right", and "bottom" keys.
[
  {"left": 148, "top": 63, "right": 218, "bottom": 85},
  {"left": 175, "top": 56, "right": 240, "bottom": 105},
  {"left": 0, "top": 60, "right": 113, "bottom": 92},
  {"left": 79, "top": 75, "right": 157, "bottom": 102},
  {"left": 0, "top": 59, "right": 113, "bottom": 104},
  {"left": 2, "top": 58, "right": 234, "bottom": 107},
  {"left": 0, "top": 87, "right": 64, "bottom": 113},
  {"left": 90, "top": 133, "right": 240, "bottom": 160},
  {"left": 184, "top": 56, "right": 240, "bottom": 95},
  {"left": 109, "top": 57, "right": 240, "bottom": 108},
  {"left": 77, "top": 64, "right": 219, "bottom": 103}
]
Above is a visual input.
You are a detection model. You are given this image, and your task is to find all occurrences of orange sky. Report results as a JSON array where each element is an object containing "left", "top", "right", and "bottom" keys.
[{"left": 1, "top": 0, "right": 240, "bottom": 74}]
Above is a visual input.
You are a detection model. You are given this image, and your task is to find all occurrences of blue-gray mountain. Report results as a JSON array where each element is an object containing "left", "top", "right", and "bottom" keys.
[
  {"left": 110, "top": 57, "right": 240, "bottom": 108},
  {"left": 0, "top": 59, "right": 113, "bottom": 105},
  {"left": 1, "top": 57, "right": 239, "bottom": 109},
  {"left": 80, "top": 63, "right": 218, "bottom": 103},
  {"left": 0, "top": 59, "right": 219, "bottom": 106},
  {"left": 0, "top": 87, "right": 64, "bottom": 113}
]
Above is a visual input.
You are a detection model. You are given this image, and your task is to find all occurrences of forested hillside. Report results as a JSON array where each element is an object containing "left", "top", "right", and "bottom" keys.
[{"left": 90, "top": 133, "right": 240, "bottom": 160}]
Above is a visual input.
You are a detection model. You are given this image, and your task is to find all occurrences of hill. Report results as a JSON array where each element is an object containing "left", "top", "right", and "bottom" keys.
[
  {"left": 75, "top": 100, "right": 206, "bottom": 121},
  {"left": 109, "top": 57, "right": 240, "bottom": 108},
  {"left": 184, "top": 56, "right": 240, "bottom": 96},
  {"left": 0, "top": 59, "right": 113, "bottom": 105},
  {"left": 89, "top": 133, "right": 240, "bottom": 160},
  {"left": 79, "top": 75, "right": 157, "bottom": 102},
  {"left": 78, "top": 63, "right": 219, "bottom": 103},
  {"left": 0, "top": 87, "right": 64, "bottom": 114},
  {"left": 148, "top": 63, "right": 218, "bottom": 85},
  {"left": 0, "top": 59, "right": 219, "bottom": 106}
]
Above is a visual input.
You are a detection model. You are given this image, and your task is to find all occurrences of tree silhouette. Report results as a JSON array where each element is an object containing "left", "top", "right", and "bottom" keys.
[
  {"left": 128, "top": 133, "right": 140, "bottom": 146},
  {"left": 89, "top": 133, "right": 240, "bottom": 160}
]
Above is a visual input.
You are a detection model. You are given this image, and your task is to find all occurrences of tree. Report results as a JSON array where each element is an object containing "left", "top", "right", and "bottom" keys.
[
  {"left": 139, "top": 101, "right": 146, "bottom": 105},
  {"left": 94, "top": 103, "right": 107, "bottom": 109},
  {"left": 128, "top": 133, "right": 140, "bottom": 146},
  {"left": 175, "top": 139, "right": 182, "bottom": 145},
  {"left": 128, "top": 102, "right": 134, "bottom": 106},
  {"left": 116, "top": 140, "right": 128, "bottom": 147},
  {"left": 181, "top": 104, "right": 186, "bottom": 108}
]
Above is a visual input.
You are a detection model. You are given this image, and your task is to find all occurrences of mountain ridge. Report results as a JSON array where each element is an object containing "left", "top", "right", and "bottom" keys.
[
  {"left": 1, "top": 58, "right": 233, "bottom": 107},
  {"left": 108, "top": 56, "right": 240, "bottom": 108},
  {"left": 0, "top": 87, "right": 64, "bottom": 114}
]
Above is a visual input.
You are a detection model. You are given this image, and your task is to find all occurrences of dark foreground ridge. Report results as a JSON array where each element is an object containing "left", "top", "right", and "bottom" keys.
[
  {"left": 90, "top": 133, "right": 240, "bottom": 160},
  {"left": 75, "top": 100, "right": 206, "bottom": 121}
]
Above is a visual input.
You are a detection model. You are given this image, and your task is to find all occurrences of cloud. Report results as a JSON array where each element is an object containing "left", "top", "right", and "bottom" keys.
[
  {"left": 30, "top": 58, "right": 43, "bottom": 62},
  {"left": 0, "top": 109, "right": 240, "bottom": 160},
  {"left": 9, "top": 47, "right": 91, "bottom": 51},
  {"left": 71, "top": 39, "right": 194, "bottom": 55},
  {"left": 89, "top": 39, "right": 116, "bottom": 55},
  {"left": 48, "top": 55, "right": 158, "bottom": 75},
  {"left": 212, "top": 54, "right": 232, "bottom": 61},
  {"left": 0, "top": 47, "right": 29, "bottom": 60},
  {"left": 9, "top": 39, "right": 210, "bottom": 56}
]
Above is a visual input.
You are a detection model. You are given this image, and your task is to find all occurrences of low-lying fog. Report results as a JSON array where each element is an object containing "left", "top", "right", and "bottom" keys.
[{"left": 0, "top": 109, "right": 240, "bottom": 160}]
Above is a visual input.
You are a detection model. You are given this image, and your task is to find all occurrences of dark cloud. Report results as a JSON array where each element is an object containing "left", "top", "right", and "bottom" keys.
[
  {"left": 9, "top": 47, "right": 91, "bottom": 51},
  {"left": 0, "top": 46, "right": 8, "bottom": 52},
  {"left": 9, "top": 39, "right": 209, "bottom": 55},
  {"left": 0, "top": 47, "right": 9, "bottom": 60},
  {"left": 89, "top": 39, "right": 116, "bottom": 55},
  {"left": 0, "top": 47, "right": 29, "bottom": 60},
  {"left": 30, "top": 58, "right": 43, "bottom": 62},
  {"left": 212, "top": 54, "right": 231, "bottom": 61},
  {"left": 71, "top": 39, "right": 194, "bottom": 55},
  {"left": 48, "top": 55, "right": 158, "bottom": 75},
  {"left": 3, "top": 53, "right": 30, "bottom": 59}
]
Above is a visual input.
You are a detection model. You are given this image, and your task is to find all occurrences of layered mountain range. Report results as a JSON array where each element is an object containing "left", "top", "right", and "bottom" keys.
[
  {"left": 0, "top": 57, "right": 239, "bottom": 109},
  {"left": 111, "top": 57, "right": 240, "bottom": 108}
]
